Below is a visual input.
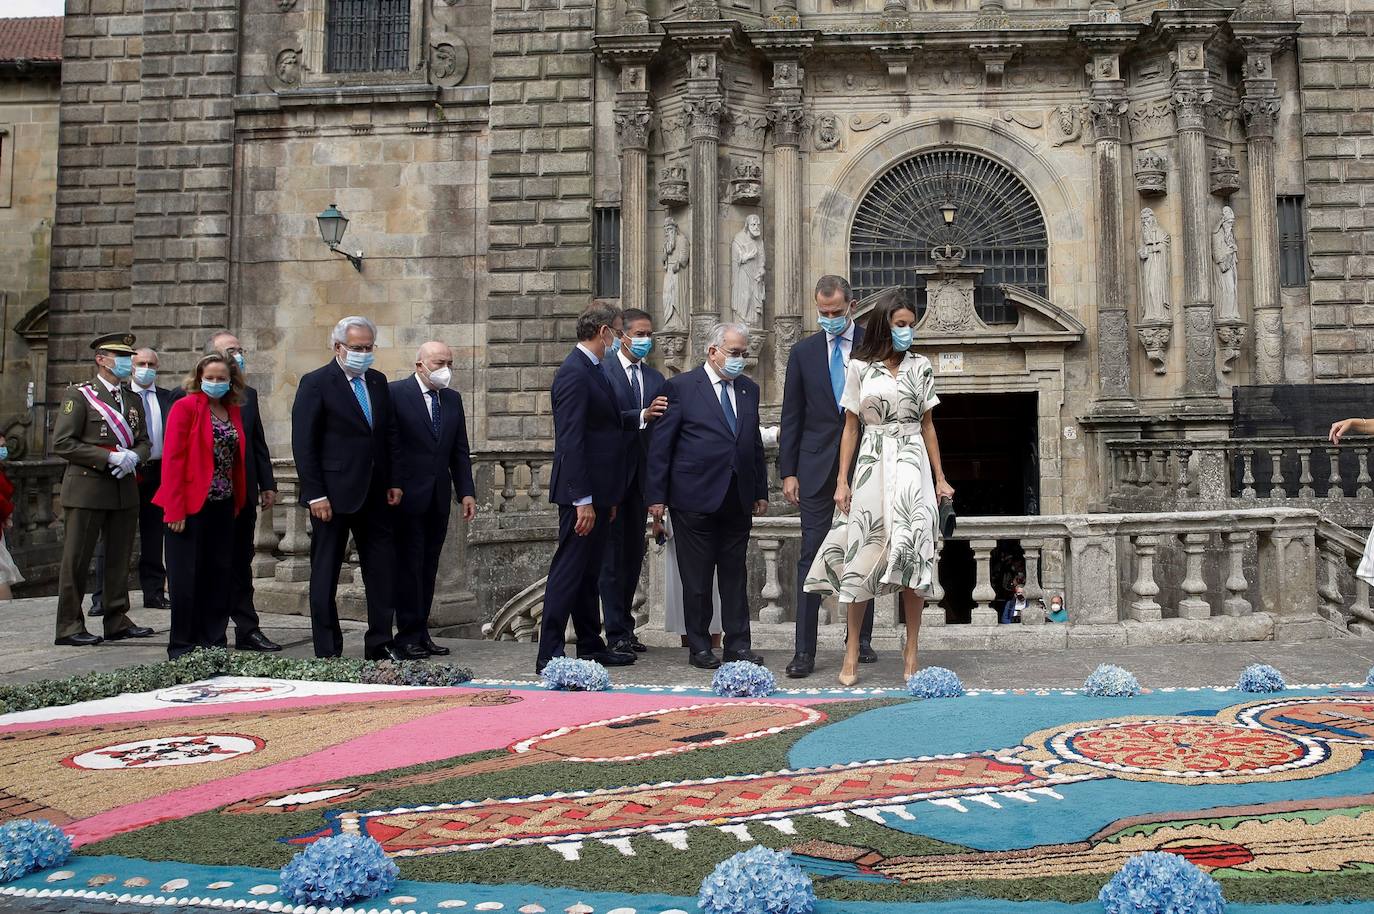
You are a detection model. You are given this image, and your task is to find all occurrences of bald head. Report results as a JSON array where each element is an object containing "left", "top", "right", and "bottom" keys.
[
  {"left": 415, "top": 341, "right": 454, "bottom": 390},
  {"left": 133, "top": 348, "right": 158, "bottom": 369},
  {"left": 415, "top": 341, "right": 452, "bottom": 364}
]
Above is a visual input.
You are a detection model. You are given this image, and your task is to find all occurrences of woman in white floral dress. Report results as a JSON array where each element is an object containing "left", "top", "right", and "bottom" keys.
[{"left": 804, "top": 290, "right": 955, "bottom": 685}]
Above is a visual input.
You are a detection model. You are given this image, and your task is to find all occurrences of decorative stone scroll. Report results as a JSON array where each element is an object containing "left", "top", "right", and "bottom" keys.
[
  {"left": 1134, "top": 151, "right": 1168, "bottom": 197},
  {"left": 727, "top": 161, "right": 762, "bottom": 205},
  {"left": 658, "top": 166, "right": 688, "bottom": 208},
  {"left": 1209, "top": 149, "right": 1240, "bottom": 197},
  {"left": 429, "top": 37, "right": 470, "bottom": 88}
]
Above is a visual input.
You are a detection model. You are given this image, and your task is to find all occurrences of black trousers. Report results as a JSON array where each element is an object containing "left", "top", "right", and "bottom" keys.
[
  {"left": 598, "top": 481, "right": 646, "bottom": 646},
  {"left": 165, "top": 498, "right": 234, "bottom": 659},
  {"left": 537, "top": 503, "right": 611, "bottom": 666},
  {"left": 228, "top": 500, "right": 264, "bottom": 638},
  {"left": 795, "top": 481, "right": 873, "bottom": 655},
  {"left": 671, "top": 477, "right": 753, "bottom": 657},
  {"left": 393, "top": 491, "right": 451, "bottom": 648},
  {"left": 307, "top": 488, "right": 396, "bottom": 657}
]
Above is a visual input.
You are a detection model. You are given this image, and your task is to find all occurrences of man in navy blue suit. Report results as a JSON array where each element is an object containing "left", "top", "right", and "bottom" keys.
[
  {"left": 599, "top": 308, "right": 669, "bottom": 655},
  {"left": 779, "top": 275, "right": 876, "bottom": 678},
  {"left": 292, "top": 316, "right": 405, "bottom": 660},
  {"left": 647, "top": 322, "right": 769, "bottom": 670},
  {"left": 389, "top": 341, "right": 477, "bottom": 658},
  {"left": 537, "top": 304, "right": 637, "bottom": 673}
]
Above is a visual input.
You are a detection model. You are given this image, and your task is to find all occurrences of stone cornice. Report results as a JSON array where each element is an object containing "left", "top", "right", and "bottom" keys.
[
  {"left": 1149, "top": 8, "right": 1232, "bottom": 47},
  {"left": 661, "top": 19, "right": 753, "bottom": 55},
  {"left": 815, "top": 28, "right": 1080, "bottom": 56},
  {"left": 1227, "top": 19, "right": 1300, "bottom": 53},
  {"left": 748, "top": 28, "right": 821, "bottom": 57},
  {"left": 1066, "top": 21, "right": 1145, "bottom": 54},
  {"left": 593, "top": 33, "right": 667, "bottom": 67}
]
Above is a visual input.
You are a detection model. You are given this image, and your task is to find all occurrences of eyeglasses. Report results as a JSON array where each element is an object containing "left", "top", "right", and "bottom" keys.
[
  {"left": 718, "top": 348, "right": 748, "bottom": 358},
  {"left": 221, "top": 346, "right": 245, "bottom": 356},
  {"left": 341, "top": 343, "right": 375, "bottom": 353}
]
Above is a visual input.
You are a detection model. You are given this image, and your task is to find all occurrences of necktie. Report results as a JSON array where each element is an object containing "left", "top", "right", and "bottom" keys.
[
  {"left": 140, "top": 389, "right": 159, "bottom": 454},
  {"left": 351, "top": 376, "right": 372, "bottom": 427},
  {"left": 629, "top": 364, "right": 642, "bottom": 410},
  {"left": 719, "top": 380, "right": 737, "bottom": 436},
  {"left": 427, "top": 389, "right": 441, "bottom": 440},
  {"left": 830, "top": 338, "right": 845, "bottom": 409}
]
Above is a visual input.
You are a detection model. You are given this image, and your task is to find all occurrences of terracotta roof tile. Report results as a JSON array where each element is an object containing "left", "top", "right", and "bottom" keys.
[{"left": 0, "top": 17, "right": 63, "bottom": 64}]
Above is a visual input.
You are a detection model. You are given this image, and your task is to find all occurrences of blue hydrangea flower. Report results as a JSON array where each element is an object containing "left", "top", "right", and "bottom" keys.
[
  {"left": 1083, "top": 664, "right": 1142, "bottom": 697},
  {"left": 1098, "top": 850, "right": 1226, "bottom": 914},
  {"left": 906, "top": 666, "right": 965, "bottom": 699},
  {"left": 1366, "top": 665, "right": 1373, "bottom": 688},
  {"left": 540, "top": 657, "right": 611, "bottom": 692},
  {"left": 0, "top": 819, "right": 72, "bottom": 883},
  {"left": 1236, "top": 663, "right": 1285, "bottom": 693},
  {"left": 699, "top": 846, "right": 816, "bottom": 914},
  {"left": 278, "top": 834, "right": 398, "bottom": 907},
  {"left": 712, "top": 661, "right": 777, "bottom": 697}
]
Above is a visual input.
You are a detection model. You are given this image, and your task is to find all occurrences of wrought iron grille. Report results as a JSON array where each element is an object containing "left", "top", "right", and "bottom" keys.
[
  {"left": 1277, "top": 195, "right": 1308, "bottom": 288},
  {"left": 850, "top": 150, "right": 1049, "bottom": 324},
  {"left": 593, "top": 206, "right": 622, "bottom": 299},
  {"left": 325, "top": 0, "right": 411, "bottom": 73}
]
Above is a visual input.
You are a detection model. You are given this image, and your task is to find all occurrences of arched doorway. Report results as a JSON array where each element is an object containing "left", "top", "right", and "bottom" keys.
[{"left": 849, "top": 150, "right": 1048, "bottom": 324}]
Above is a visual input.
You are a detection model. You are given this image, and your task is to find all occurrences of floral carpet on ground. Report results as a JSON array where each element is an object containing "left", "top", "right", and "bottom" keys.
[{"left": 3, "top": 675, "right": 1374, "bottom": 913}]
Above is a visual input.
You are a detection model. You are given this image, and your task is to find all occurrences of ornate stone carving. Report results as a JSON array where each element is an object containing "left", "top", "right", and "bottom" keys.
[
  {"left": 690, "top": 314, "right": 717, "bottom": 361},
  {"left": 685, "top": 96, "right": 725, "bottom": 141},
  {"left": 1087, "top": 0, "right": 1122, "bottom": 22},
  {"left": 662, "top": 218, "right": 690, "bottom": 331},
  {"left": 429, "top": 38, "right": 469, "bottom": 88},
  {"left": 1256, "top": 311, "right": 1284, "bottom": 383},
  {"left": 727, "top": 112, "right": 770, "bottom": 148},
  {"left": 1240, "top": 95, "right": 1281, "bottom": 138},
  {"left": 766, "top": 104, "right": 805, "bottom": 147},
  {"left": 1185, "top": 307, "right": 1217, "bottom": 386},
  {"left": 1216, "top": 321, "right": 1247, "bottom": 374},
  {"left": 1134, "top": 150, "right": 1168, "bottom": 196},
  {"left": 1138, "top": 208, "right": 1172, "bottom": 324},
  {"left": 1209, "top": 148, "right": 1240, "bottom": 197},
  {"left": 1212, "top": 205, "right": 1240, "bottom": 323},
  {"left": 1137, "top": 323, "right": 1171, "bottom": 375},
  {"left": 1098, "top": 310, "right": 1132, "bottom": 396},
  {"left": 1087, "top": 98, "right": 1127, "bottom": 141},
  {"left": 684, "top": 0, "right": 722, "bottom": 19},
  {"left": 727, "top": 161, "right": 762, "bottom": 205},
  {"left": 1049, "top": 105, "right": 1081, "bottom": 146},
  {"left": 1231, "top": 0, "right": 1275, "bottom": 21},
  {"left": 730, "top": 215, "right": 766, "bottom": 326},
  {"left": 813, "top": 112, "right": 841, "bottom": 150},
  {"left": 1001, "top": 110, "right": 1044, "bottom": 131},
  {"left": 916, "top": 251, "right": 988, "bottom": 336},
  {"left": 849, "top": 113, "right": 892, "bottom": 132},
  {"left": 614, "top": 107, "right": 654, "bottom": 150},
  {"left": 273, "top": 47, "right": 302, "bottom": 88},
  {"left": 931, "top": 244, "right": 967, "bottom": 270},
  {"left": 658, "top": 165, "right": 689, "bottom": 208},
  {"left": 1171, "top": 87, "right": 1211, "bottom": 132},
  {"left": 277, "top": 0, "right": 297, "bottom": 10},
  {"left": 1128, "top": 99, "right": 1175, "bottom": 136}
]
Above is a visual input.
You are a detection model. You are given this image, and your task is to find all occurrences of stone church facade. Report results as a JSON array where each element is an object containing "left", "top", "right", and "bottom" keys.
[{"left": 34, "top": 0, "right": 1374, "bottom": 636}]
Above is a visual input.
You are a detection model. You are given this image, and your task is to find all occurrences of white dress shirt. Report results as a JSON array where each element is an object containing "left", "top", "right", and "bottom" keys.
[
  {"left": 827, "top": 322, "right": 855, "bottom": 365},
  {"left": 702, "top": 360, "right": 738, "bottom": 416},
  {"left": 618, "top": 350, "right": 651, "bottom": 429},
  {"left": 416, "top": 373, "right": 438, "bottom": 421},
  {"left": 131, "top": 380, "right": 163, "bottom": 459}
]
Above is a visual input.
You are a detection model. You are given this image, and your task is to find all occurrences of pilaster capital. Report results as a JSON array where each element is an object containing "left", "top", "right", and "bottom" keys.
[
  {"left": 1239, "top": 93, "right": 1281, "bottom": 139},
  {"left": 1170, "top": 71, "right": 1212, "bottom": 133},
  {"left": 685, "top": 94, "right": 726, "bottom": 141},
  {"left": 1087, "top": 96, "right": 1128, "bottom": 142},
  {"left": 614, "top": 106, "right": 655, "bottom": 150},
  {"left": 766, "top": 103, "right": 806, "bottom": 147}
]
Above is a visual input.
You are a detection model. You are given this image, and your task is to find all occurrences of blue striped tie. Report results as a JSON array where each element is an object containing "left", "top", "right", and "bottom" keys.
[
  {"left": 428, "top": 389, "right": 441, "bottom": 440},
  {"left": 351, "top": 376, "right": 372, "bottom": 427}
]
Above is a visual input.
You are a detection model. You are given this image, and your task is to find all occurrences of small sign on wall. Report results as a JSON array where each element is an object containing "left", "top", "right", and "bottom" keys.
[{"left": 938, "top": 352, "right": 964, "bottom": 374}]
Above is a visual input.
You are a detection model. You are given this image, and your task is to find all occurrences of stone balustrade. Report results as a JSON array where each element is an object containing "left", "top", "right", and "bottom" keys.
[{"left": 2, "top": 459, "right": 65, "bottom": 595}]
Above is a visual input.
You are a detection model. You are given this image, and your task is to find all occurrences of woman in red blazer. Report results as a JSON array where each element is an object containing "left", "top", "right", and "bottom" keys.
[{"left": 154, "top": 354, "right": 247, "bottom": 658}]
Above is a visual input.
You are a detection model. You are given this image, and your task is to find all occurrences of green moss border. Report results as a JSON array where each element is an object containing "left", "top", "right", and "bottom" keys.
[{"left": 0, "top": 648, "right": 473, "bottom": 714}]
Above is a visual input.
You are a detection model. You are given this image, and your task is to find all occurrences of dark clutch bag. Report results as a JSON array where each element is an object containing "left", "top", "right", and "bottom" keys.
[{"left": 938, "top": 497, "right": 956, "bottom": 539}]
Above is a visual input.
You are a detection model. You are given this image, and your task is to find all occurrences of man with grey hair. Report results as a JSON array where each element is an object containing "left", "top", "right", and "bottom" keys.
[
  {"left": 647, "top": 321, "right": 768, "bottom": 670},
  {"left": 292, "top": 316, "right": 407, "bottom": 659},
  {"left": 185, "top": 330, "right": 282, "bottom": 652}
]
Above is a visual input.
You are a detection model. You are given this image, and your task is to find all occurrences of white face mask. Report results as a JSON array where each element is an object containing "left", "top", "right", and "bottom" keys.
[{"left": 426, "top": 366, "right": 452, "bottom": 389}]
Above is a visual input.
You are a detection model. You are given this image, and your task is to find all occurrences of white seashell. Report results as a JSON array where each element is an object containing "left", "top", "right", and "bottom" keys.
[
  {"left": 124, "top": 877, "right": 150, "bottom": 888},
  {"left": 390, "top": 898, "right": 417, "bottom": 905},
  {"left": 606, "top": 909, "right": 637, "bottom": 914},
  {"left": 45, "top": 872, "right": 75, "bottom": 883},
  {"left": 475, "top": 905, "right": 504, "bottom": 912},
  {"left": 249, "top": 884, "right": 278, "bottom": 895},
  {"left": 564, "top": 905, "right": 595, "bottom": 914},
  {"left": 208, "top": 882, "right": 234, "bottom": 890},
  {"left": 87, "top": 875, "right": 116, "bottom": 887},
  {"left": 162, "top": 879, "right": 190, "bottom": 892},
  {"left": 438, "top": 902, "right": 468, "bottom": 909},
  {"left": 519, "top": 906, "right": 546, "bottom": 914}
]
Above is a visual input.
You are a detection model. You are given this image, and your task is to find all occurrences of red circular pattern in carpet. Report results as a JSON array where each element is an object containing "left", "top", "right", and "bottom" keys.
[{"left": 1050, "top": 720, "right": 1323, "bottom": 779}]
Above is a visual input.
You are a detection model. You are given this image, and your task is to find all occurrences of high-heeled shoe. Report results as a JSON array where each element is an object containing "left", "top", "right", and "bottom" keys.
[{"left": 838, "top": 667, "right": 860, "bottom": 687}]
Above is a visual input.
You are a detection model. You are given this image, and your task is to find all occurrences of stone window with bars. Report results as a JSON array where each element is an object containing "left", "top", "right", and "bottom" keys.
[
  {"left": 594, "top": 206, "right": 622, "bottom": 300},
  {"left": 1277, "top": 195, "right": 1308, "bottom": 288},
  {"left": 325, "top": 0, "right": 411, "bottom": 73}
]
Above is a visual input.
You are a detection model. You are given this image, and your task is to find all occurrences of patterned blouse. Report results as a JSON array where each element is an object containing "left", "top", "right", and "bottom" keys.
[{"left": 207, "top": 414, "right": 238, "bottom": 502}]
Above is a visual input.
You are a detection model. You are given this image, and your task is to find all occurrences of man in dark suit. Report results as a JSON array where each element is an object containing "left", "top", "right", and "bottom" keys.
[
  {"left": 598, "top": 308, "right": 669, "bottom": 655},
  {"left": 537, "top": 303, "right": 636, "bottom": 674},
  {"left": 647, "top": 322, "right": 769, "bottom": 670},
  {"left": 390, "top": 341, "right": 476, "bottom": 657},
  {"left": 205, "top": 331, "right": 282, "bottom": 652},
  {"left": 779, "top": 275, "right": 877, "bottom": 678},
  {"left": 292, "top": 315, "right": 406, "bottom": 660}
]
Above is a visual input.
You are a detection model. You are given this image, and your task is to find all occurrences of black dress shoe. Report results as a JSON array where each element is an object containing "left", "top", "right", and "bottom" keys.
[
  {"left": 236, "top": 630, "right": 282, "bottom": 653},
  {"left": 610, "top": 639, "right": 645, "bottom": 656},
  {"left": 626, "top": 637, "right": 647, "bottom": 653},
  {"left": 535, "top": 658, "right": 549, "bottom": 675},
  {"left": 106, "top": 625, "right": 155, "bottom": 641},
  {"left": 579, "top": 649, "right": 635, "bottom": 666},
  {"left": 858, "top": 642, "right": 879, "bottom": 664},
  {"left": 785, "top": 653, "right": 814, "bottom": 678},
  {"left": 143, "top": 595, "right": 170, "bottom": 610},
  {"left": 365, "top": 644, "right": 409, "bottom": 662},
  {"left": 88, "top": 604, "right": 104, "bottom": 618},
  {"left": 55, "top": 632, "right": 103, "bottom": 647},
  {"left": 723, "top": 650, "right": 766, "bottom": 666},
  {"left": 689, "top": 650, "right": 721, "bottom": 670},
  {"left": 423, "top": 639, "right": 451, "bottom": 656}
]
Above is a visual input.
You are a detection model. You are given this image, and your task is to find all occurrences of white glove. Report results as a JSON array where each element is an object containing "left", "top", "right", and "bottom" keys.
[
  {"left": 107, "top": 448, "right": 138, "bottom": 477},
  {"left": 110, "top": 461, "right": 132, "bottom": 479}
]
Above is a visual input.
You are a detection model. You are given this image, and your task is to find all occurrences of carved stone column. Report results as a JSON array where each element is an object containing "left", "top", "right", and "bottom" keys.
[
  {"left": 1073, "top": 24, "right": 1140, "bottom": 409},
  {"left": 685, "top": 57, "right": 725, "bottom": 358},
  {"left": 1161, "top": 13, "right": 1226, "bottom": 397},
  {"left": 1235, "top": 24, "right": 1295, "bottom": 384},
  {"left": 614, "top": 103, "right": 653, "bottom": 312}
]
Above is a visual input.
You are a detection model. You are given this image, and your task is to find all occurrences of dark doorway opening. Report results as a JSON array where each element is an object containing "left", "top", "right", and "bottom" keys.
[{"left": 931, "top": 392, "right": 1039, "bottom": 623}]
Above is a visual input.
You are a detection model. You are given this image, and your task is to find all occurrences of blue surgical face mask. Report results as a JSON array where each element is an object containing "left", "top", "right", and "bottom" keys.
[
  {"left": 202, "top": 380, "right": 231, "bottom": 400},
  {"left": 606, "top": 329, "right": 621, "bottom": 356},
  {"left": 233, "top": 352, "right": 246, "bottom": 372},
  {"left": 628, "top": 336, "right": 654, "bottom": 359},
  {"left": 344, "top": 350, "right": 375, "bottom": 373},
  {"left": 891, "top": 326, "right": 914, "bottom": 353},
  {"left": 0, "top": 446, "right": 8, "bottom": 462},
  {"left": 818, "top": 314, "right": 849, "bottom": 336},
  {"left": 720, "top": 355, "right": 746, "bottom": 379},
  {"left": 111, "top": 355, "right": 134, "bottom": 379},
  {"left": 132, "top": 366, "right": 157, "bottom": 387}
]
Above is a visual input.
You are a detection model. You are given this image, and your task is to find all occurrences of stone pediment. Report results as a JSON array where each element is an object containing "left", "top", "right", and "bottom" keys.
[{"left": 855, "top": 283, "right": 1084, "bottom": 348}]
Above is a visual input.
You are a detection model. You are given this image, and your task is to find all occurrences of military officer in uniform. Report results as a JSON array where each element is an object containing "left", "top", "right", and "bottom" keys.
[{"left": 52, "top": 333, "right": 157, "bottom": 646}]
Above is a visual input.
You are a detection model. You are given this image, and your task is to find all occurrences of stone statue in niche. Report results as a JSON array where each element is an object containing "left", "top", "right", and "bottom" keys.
[
  {"left": 1138, "top": 208, "right": 1172, "bottom": 324},
  {"left": 662, "top": 218, "right": 689, "bottom": 331},
  {"left": 814, "top": 113, "right": 841, "bottom": 151},
  {"left": 1212, "top": 205, "right": 1240, "bottom": 323},
  {"left": 731, "top": 215, "right": 766, "bottom": 327}
]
